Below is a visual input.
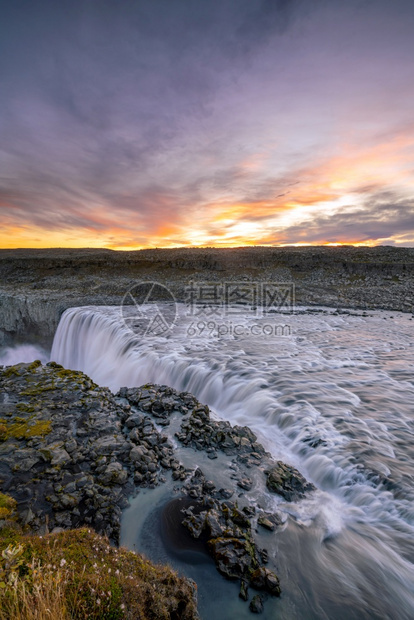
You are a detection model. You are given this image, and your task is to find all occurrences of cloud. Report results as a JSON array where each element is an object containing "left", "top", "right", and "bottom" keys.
[
  {"left": 1, "top": 1, "right": 414, "bottom": 248},
  {"left": 269, "top": 192, "right": 414, "bottom": 244}
]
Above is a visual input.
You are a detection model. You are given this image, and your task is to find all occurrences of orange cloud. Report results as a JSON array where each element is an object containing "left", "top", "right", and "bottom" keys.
[
  {"left": 1, "top": 122, "right": 414, "bottom": 249},
  {"left": 189, "top": 126, "right": 414, "bottom": 247}
]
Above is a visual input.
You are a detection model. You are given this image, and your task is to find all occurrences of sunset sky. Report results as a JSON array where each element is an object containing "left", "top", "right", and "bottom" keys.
[{"left": 1, "top": 0, "right": 414, "bottom": 249}]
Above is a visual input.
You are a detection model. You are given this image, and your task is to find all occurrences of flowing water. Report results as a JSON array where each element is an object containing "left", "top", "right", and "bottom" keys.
[{"left": 51, "top": 305, "right": 414, "bottom": 619}]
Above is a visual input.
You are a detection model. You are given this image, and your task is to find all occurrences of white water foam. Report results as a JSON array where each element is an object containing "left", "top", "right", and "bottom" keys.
[{"left": 0, "top": 344, "right": 49, "bottom": 366}]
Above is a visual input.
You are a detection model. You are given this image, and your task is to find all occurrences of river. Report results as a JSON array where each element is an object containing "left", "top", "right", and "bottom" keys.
[{"left": 45, "top": 304, "right": 414, "bottom": 619}]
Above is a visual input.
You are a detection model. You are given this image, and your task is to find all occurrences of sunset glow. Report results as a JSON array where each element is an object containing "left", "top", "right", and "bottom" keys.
[{"left": 1, "top": 1, "right": 414, "bottom": 249}]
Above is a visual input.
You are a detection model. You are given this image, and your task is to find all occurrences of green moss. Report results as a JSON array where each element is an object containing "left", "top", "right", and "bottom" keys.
[
  {"left": 0, "top": 416, "right": 52, "bottom": 441},
  {"left": 52, "top": 367, "right": 98, "bottom": 388},
  {"left": 244, "top": 537, "right": 259, "bottom": 572},
  {"left": 55, "top": 368, "right": 80, "bottom": 379},
  {"left": 1, "top": 366, "right": 20, "bottom": 378},
  {"left": 0, "top": 523, "right": 21, "bottom": 546},
  {"left": 0, "top": 494, "right": 16, "bottom": 512},
  {"left": 27, "top": 360, "right": 42, "bottom": 371},
  {"left": 15, "top": 403, "right": 36, "bottom": 414},
  {"left": 21, "top": 382, "right": 56, "bottom": 396},
  {"left": 25, "top": 420, "right": 52, "bottom": 438},
  {"left": 0, "top": 493, "right": 17, "bottom": 521},
  {"left": 12, "top": 417, "right": 26, "bottom": 424}
]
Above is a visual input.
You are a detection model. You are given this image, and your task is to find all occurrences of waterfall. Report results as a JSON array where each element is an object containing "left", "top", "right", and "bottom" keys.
[{"left": 51, "top": 304, "right": 414, "bottom": 619}]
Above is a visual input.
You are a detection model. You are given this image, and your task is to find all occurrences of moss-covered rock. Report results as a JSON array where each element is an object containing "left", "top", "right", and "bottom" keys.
[
  {"left": 249, "top": 567, "right": 281, "bottom": 596},
  {"left": 0, "top": 493, "right": 17, "bottom": 521},
  {"left": 265, "top": 461, "right": 316, "bottom": 501},
  {"left": 0, "top": 362, "right": 316, "bottom": 616},
  {"left": 208, "top": 537, "right": 256, "bottom": 580}
]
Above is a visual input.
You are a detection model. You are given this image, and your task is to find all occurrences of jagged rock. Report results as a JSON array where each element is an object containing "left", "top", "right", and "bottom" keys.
[
  {"left": 259, "top": 548, "right": 269, "bottom": 564},
  {"left": 182, "top": 510, "right": 207, "bottom": 538},
  {"left": 100, "top": 461, "right": 128, "bottom": 485},
  {"left": 1, "top": 362, "right": 288, "bottom": 610},
  {"left": 1, "top": 247, "right": 413, "bottom": 346},
  {"left": 239, "top": 579, "right": 249, "bottom": 601},
  {"left": 257, "top": 516, "right": 275, "bottom": 531},
  {"left": 125, "top": 412, "right": 145, "bottom": 428},
  {"left": 59, "top": 493, "right": 80, "bottom": 509},
  {"left": 205, "top": 509, "right": 225, "bottom": 538},
  {"left": 15, "top": 453, "right": 41, "bottom": 472},
  {"left": 207, "top": 537, "right": 257, "bottom": 579},
  {"left": 129, "top": 445, "right": 146, "bottom": 462},
  {"left": 230, "top": 506, "right": 251, "bottom": 528},
  {"left": 0, "top": 363, "right": 144, "bottom": 541},
  {"left": 179, "top": 472, "right": 281, "bottom": 603},
  {"left": 176, "top": 407, "right": 269, "bottom": 461},
  {"left": 243, "top": 506, "right": 256, "bottom": 517},
  {"left": 265, "top": 461, "right": 316, "bottom": 501},
  {"left": 50, "top": 448, "right": 71, "bottom": 466},
  {"left": 237, "top": 477, "right": 253, "bottom": 491},
  {"left": 257, "top": 512, "right": 282, "bottom": 531},
  {"left": 250, "top": 567, "right": 281, "bottom": 596},
  {"left": 249, "top": 594, "right": 264, "bottom": 613},
  {"left": 93, "top": 436, "right": 127, "bottom": 456}
]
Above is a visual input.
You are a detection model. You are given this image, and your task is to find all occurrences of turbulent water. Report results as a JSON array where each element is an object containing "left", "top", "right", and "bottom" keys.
[
  {"left": 51, "top": 304, "right": 414, "bottom": 620},
  {"left": 0, "top": 344, "right": 49, "bottom": 366}
]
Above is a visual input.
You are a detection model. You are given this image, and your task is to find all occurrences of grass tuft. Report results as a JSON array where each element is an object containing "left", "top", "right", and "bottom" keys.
[{"left": 0, "top": 525, "right": 198, "bottom": 619}]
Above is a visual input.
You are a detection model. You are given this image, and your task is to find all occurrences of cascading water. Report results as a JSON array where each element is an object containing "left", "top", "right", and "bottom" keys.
[{"left": 51, "top": 305, "right": 414, "bottom": 619}]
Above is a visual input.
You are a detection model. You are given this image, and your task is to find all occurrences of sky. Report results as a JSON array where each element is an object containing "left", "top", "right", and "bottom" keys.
[{"left": 1, "top": 0, "right": 414, "bottom": 249}]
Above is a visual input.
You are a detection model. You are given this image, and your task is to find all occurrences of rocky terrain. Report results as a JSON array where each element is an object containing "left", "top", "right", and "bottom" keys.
[
  {"left": 0, "top": 246, "right": 413, "bottom": 345},
  {"left": 0, "top": 361, "right": 318, "bottom": 614}
]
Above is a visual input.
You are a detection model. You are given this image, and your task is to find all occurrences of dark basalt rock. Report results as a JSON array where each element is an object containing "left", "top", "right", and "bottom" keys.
[
  {"left": 257, "top": 512, "right": 283, "bottom": 531},
  {"left": 0, "top": 363, "right": 188, "bottom": 542},
  {"left": 119, "top": 383, "right": 317, "bottom": 614},
  {"left": 182, "top": 509, "right": 208, "bottom": 539},
  {"left": 1, "top": 363, "right": 317, "bottom": 615},
  {"left": 250, "top": 567, "right": 281, "bottom": 596},
  {"left": 208, "top": 537, "right": 256, "bottom": 579},
  {"left": 1, "top": 247, "right": 413, "bottom": 348},
  {"left": 265, "top": 461, "right": 316, "bottom": 501},
  {"left": 161, "top": 497, "right": 211, "bottom": 557},
  {"left": 180, "top": 468, "right": 280, "bottom": 612},
  {"left": 239, "top": 579, "right": 249, "bottom": 601},
  {"left": 249, "top": 594, "right": 264, "bottom": 614},
  {"left": 177, "top": 407, "right": 269, "bottom": 462}
]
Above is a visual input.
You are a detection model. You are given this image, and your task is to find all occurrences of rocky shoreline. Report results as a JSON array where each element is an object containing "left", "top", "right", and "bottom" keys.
[
  {"left": 1, "top": 246, "right": 413, "bottom": 345},
  {"left": 0, "top": 361, "right": 318, "bottom": 614}
]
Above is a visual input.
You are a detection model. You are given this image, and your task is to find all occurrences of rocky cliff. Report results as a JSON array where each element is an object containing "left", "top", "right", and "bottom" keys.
[
  {"left": 0, "top": 361, "right": 319, "bottom": 615},
  {"left": 1, "top": 246, "right": 413, "bottom": 345}
]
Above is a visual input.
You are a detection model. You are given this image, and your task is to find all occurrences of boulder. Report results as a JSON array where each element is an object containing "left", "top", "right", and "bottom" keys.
[
  {"left": 249, "top": 594, "right": 264, "bottom": 613},
  {"left": 265, "top": 461, "right": 315, "bottom": 501},
  {"left": 100, "top": 461, "right": 128, "bottom": 486},
  {"left": 250, "top": 566, "right": 281, "bottom": 596},
  {"left": 207, "top": 537, "right": 257, "bottom": 580}
]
